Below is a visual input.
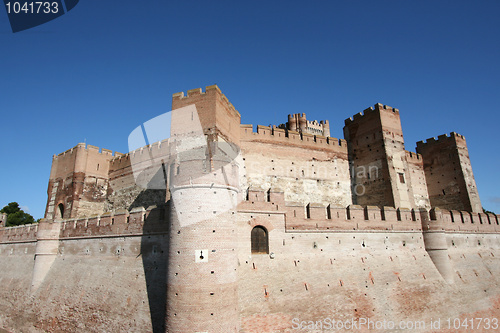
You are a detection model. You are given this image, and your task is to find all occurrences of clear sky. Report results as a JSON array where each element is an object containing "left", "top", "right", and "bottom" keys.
[{"left": 1, "top": 0, "right": 499, "bottom": 219}]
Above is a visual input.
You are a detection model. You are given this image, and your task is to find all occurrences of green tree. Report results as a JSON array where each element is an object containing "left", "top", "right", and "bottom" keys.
[{"left": 1, "top": 202, "right": 35, "bottom": 227}]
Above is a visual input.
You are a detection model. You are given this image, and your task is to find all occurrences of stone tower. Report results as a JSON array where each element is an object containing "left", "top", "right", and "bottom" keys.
[
  {"left": 286, "top": 113, "right": 330, "bottom": 137},
  {"left": 416, "top": 132, "right": 482, "bottom": 213},
  {"left": 44, "top": 144, "right": 113, "bottom": 220},
  {"left": 343, "top": 103, "right": 423, "bottom": 209},
  {"left": 165, "top": 85, "right": 241, "bottom": 332}
]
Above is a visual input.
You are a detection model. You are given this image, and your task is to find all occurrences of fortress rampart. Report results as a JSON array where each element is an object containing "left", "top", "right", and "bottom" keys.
[
  {"left": 0, "top": 206, "right": 165, "bottom": 244},
  {"left": 0, "top": 223, "right": 38, "bottom": 243},
  {"left": 239, "top": 190, "right": 500, "bottom": 234},
  {"left": 240, "top": 122, "right": 351, "bottom": 209},
  {"left": 5, "top": 192, "right": 499, "bottom": 248},
  {"left": 2, "top": 188, "right": 500, "bottom": 331},
  {"left": 240, "top": 124, "right": 346, "bottom": 152},
  {"left": 4, "top": 190, "right": 500, "bottom": 245},
  {"left": 0, "top": 85, "right": 497, "bottom": 332}
]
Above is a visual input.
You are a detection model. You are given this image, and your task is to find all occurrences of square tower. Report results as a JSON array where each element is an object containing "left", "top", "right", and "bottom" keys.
[
  {"left": 416, "top": 133, "right": 482, "bottom": 213},
  {"left": 44, "top": 144, "right": 113, "bottom": 219},
  {"left": 344, "top": 103, "right": 427, "bottom": 209},
  {"left": 171, "top": 85, "right": 241, "bottom": 143}
]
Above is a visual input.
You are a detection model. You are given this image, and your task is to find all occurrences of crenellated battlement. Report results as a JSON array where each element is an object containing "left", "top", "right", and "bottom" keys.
[
  {"left": 239, "top": 189, "right": 500, "bottom": 234},
  {"left": 374, "top": 103, "right": 399, "bottom": 113},
  {"left": 57, "top": 205, "right": 167, "bottom": 239},
  {"left": 240, "top": 124, "right": 346, "bottom": 152},
  {"left": 287, "top": 113, "right": 306, "bottom": 120},
  {"left": 416, "top": 132, "right": 466, "bottom": 147},
  {"left": 405, "top": 150, "right": 422, "bottom": 162},
  {"left": 52, "top": 143, "right": 118, "bottom": 160},
  {"left": 110, "top": 138, "right": 172, "bottom": 165},
  {"left": 172, "top": 84, "right": 240, "bottom": 118},
  {"left": 285, "top": 203, "right": 422, "bottom": 232},
  {"left": 423, "top": 207, "right": 500, "bottom": 233},
  {"left": 109, "top": 152, "right": 132, "bottom": 171},
  {"left": 4, "top": 196, "right": 499, "bottom": 244},
  {"left": 345, "top": 103, "right": 400, "bottom": 125},
  {"left": 0, "top": 223, "right": 38, "bottom": 243},
  {"left": 0, "top": 205, "right": 168, "bottom": 244},
  {"left": 172, "top": 85, "right": 220, "bottom": 99}
]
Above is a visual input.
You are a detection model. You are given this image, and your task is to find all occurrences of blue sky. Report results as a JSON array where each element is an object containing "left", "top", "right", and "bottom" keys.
[{"left": 1, "top": 0, "right": 499, "bottom": 219}]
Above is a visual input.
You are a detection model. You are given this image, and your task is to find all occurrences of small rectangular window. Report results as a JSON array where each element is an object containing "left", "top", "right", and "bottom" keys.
[{"left": 398, "top": 173, "right": 405, "bottom": 183}]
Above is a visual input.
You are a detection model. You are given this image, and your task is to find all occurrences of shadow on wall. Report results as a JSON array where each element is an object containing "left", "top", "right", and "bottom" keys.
[
  {"left": 129, "top": 189, "right": 166, "bottom": 211},
  {"left": 129, "top": 186, "right": 169, "bottom": 333}
]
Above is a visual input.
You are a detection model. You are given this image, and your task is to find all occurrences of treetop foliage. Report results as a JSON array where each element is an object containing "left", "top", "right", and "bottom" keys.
[{"left": 0, "top": 202, "right": 36, "bottom": 227}]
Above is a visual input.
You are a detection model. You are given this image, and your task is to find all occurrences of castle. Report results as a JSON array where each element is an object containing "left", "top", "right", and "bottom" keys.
[{"left": 0, "top": 85, "right": 499, "bottom": 332}]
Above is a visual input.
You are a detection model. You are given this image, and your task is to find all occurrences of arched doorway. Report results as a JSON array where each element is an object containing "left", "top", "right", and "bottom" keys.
[
  {"left": 251, "top": 226, "right": 269, "bottom": 254},
  {"left": 57, "top": 203, "right": 64, "bottom": 219}
]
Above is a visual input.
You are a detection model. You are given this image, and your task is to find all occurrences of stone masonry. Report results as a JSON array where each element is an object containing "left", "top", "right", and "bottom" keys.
[{"left": 0, "top": 85, "right": 498, "bottom": 333}]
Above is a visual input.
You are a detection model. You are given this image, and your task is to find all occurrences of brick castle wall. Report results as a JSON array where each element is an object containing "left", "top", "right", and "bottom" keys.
[
  {"left": 0, "top": 85, "right": 495, "bottom": 332},
  {"left": 2, "top": 189, "right": 499, "bottom": 331}
]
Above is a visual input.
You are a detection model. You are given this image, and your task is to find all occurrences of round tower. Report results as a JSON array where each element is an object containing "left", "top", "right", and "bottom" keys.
[
  {"left": 288, "top": 114, "right": 297, "bottom": 131},
  {"left": 165, "top": 93, "right": 241, "bottom": 332},
  {"left": 166, "top": 138, "right": 240, "bottom": 332},
  {"left": 298, "top": 113, "right": 307, "bottom": 132},
  {"left": 320, "top": 120, "right": 330, "bottom": 137}
]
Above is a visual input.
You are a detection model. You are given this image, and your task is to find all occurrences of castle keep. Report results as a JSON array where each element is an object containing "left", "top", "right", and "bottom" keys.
[{"left": 0, "top": 85, "right": 499, "bottom": 332}]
